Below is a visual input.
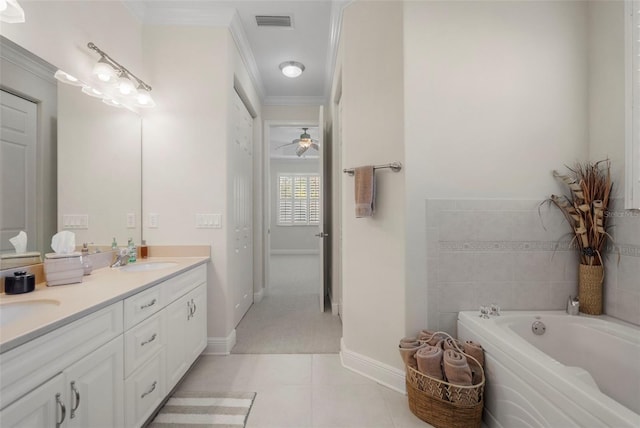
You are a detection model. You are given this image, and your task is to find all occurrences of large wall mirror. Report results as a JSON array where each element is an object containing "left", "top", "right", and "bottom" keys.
[{"left": 0, "top": 36, "right": 141, "bottom": 270}]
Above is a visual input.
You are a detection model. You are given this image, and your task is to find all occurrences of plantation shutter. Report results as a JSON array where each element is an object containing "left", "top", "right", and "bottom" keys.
[{"left": 277, "top": 174, "right": 320, "bottom": 225}]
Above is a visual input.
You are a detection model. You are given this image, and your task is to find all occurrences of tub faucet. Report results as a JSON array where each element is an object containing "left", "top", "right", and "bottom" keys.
[
  {"left": 567, "top": 296, "right": 579, "bottom": 315},
  {"left": 111, "top": 248, "right": 130, "bottom": 268}
]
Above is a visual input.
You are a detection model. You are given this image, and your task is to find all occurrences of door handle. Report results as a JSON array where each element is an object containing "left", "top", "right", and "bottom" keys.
[{"left": 315, "top": 232, "right": 329, "bottom": 238}]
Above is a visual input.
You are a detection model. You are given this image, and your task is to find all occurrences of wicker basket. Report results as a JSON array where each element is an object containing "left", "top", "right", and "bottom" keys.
[
  {"left": 579, "top": 264, "right": 604, "bottom": 315},
  {"left": 405, "top": 339, "right": 485, "bottom": 428}
]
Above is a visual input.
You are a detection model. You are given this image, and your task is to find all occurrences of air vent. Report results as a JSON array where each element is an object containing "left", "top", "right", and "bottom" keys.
[{"left": 255, "top": 15, "right": 292, "bottom": 27}]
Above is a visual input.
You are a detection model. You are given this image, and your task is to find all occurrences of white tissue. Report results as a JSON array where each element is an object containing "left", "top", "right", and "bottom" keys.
[
  {"left": 51, "top": 230, "right": 76, "bottom": 254},
  {"left": 9, "top": 231, "right": 27, "bottom": 254}
]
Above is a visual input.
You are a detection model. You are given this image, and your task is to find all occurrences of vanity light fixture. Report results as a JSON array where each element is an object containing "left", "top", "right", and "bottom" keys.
[
  {"left": 0, "top": 0, "right": 25, "bottom": 23},
  {"left": 279, "top": 61, "right": 305, "bottom": 78},
  {"left": 55, "top": 42, "right": 155, "bottom": 111}
]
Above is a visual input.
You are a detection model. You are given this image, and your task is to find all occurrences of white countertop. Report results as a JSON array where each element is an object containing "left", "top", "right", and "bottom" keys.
[{"left": 0, "top": 257, "right": 209, "bottom": 353}]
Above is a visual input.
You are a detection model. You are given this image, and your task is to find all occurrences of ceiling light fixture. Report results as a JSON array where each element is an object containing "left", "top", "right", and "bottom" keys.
[
  {"left": 56, "top": 42, "right": 155, "bottom": 111},
  {"left": 279, "top": 61, "right": 305, "bottom": 78},
  {"left": 0, "top": 0, "right": 25, "bottom": 23}
]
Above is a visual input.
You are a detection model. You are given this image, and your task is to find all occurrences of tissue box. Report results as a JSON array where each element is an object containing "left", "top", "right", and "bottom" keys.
[{"left": 44, "top": 253, "right": 84, "bottom": 286}]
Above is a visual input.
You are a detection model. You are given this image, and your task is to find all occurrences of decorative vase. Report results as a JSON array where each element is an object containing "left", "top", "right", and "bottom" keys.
[{"left": 578, "top": 264, "right": 604, "bottom": 315}]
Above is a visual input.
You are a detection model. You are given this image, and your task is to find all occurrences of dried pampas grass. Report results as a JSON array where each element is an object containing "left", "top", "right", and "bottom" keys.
[{"left": 544, "top": 159, "right": 613, "bottom": 266}]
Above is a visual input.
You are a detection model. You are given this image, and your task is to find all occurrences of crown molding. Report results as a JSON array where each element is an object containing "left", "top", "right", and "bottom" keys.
[
  {"left": 264, "top": 95, "right": 327, "bottom": 106},
  {"left": 0, "top": 36, "right": 57, "bottom": 84},
  {"left": 122, "top": 1, "right": 264, "bottom": 102}
]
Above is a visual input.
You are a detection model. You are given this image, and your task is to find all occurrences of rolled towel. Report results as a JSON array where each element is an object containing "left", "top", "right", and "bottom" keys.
[
  {"left": 418, "top": 330, "right": 445, "bottom": 346},
  {"left": 415, "top": 345, "right": 444, "bottom": 380},
  {"left": 399, "top": 337, "right": 420, "bottom": 348},
  {"left": 398, "top": 342, "right": 426, "bottom": 369},
  {"left": 443, "top": 337, "right": 464, "bottom": 352},
  {"left": 463, "top": 340, "right": 484, "bottom": 368},
  {"left": 442, "top": 349, "right": 473, "bottom": 386}
]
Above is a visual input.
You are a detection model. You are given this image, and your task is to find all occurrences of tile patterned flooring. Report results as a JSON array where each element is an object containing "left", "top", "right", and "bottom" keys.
[{"left": 176, "top": 354, "right": 433, "bottom": 428}]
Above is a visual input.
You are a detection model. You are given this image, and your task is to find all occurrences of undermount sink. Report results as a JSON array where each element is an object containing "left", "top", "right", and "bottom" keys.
[
  {"left": 0, "top": 299, "right": 61, "bottom": 327},
  {"left": 119, "top": 262, "right": 178, "bottom": 272}
]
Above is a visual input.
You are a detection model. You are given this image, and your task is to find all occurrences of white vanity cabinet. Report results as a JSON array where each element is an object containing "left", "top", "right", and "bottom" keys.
[
  {"left": 165, "top": 282, "right": 207, "bottom": 389},
  {"left": 0, "top": 303, "right": 124, "bottom": 428}
]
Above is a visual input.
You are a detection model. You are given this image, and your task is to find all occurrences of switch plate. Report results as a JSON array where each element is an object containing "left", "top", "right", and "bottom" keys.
[
  {"left": 126, "top": 213, "right": 136, "bottom": 228},
  {"left": 148, "top": 213, "right": 159, "bottom": 229},
  {"left": 62, "top": 214, "right": 89, "bottom": 229},
  {"left": 196, "top": 213, "right": 221, "bottom": 229}
]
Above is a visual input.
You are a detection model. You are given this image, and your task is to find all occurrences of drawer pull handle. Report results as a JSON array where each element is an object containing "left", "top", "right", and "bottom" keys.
[
  {"left": 187, "top": 301, "right": 192, "bottom": 320},
  {"left": 191, "top": 299, "right": 197, "bottom": 316},
  {"left": 141, "top": 333, "right": 157, "bottom": 347},
  {"left": 141, "top": 381, "right": 157, "bottom": 399},
  {"left": 140, "top": 298, "right": 157, "bottom": 310},
  {"left": 56, "top": 393, "right": 66, "bottom": 428},
  {"left": 70, "top": 381, "right": 80, "bottom": 419}
]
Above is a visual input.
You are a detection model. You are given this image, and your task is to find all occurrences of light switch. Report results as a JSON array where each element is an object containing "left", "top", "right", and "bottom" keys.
[
  {"left": 148, "top": 213, "right": 159, "bottom": 229},
  {"left": 126, "top": 213, "right": 136, "bottom": 228},
  {"left": 196, "top": 213, "right": 221, "bottom": 229},
  {"left": 62, "top": 214, "right": 89, "bottom": 229}
]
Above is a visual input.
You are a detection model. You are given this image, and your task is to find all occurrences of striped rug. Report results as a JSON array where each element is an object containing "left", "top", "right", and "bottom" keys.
[{"left": 149, "top": 391, "right": 256, "bottom": 428}]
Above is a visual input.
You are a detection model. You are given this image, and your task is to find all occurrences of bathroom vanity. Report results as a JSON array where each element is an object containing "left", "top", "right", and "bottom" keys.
[{"left": 0, "top": 257, "right": 208, "bottom": 428}]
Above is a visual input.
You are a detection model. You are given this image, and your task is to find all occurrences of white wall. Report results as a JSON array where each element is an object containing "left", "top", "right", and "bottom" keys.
[
  {"left": 403, "top": 0, "right": 590, "bottom": 333},
  {"left": 262, "top": 105, "right": 319, "bottom": 122},
  {"left": 0, "top": 1, "right": 143, "bottom": 85},
  {"left": 338, "top": 1, "right": 406, "bottom": 372}
]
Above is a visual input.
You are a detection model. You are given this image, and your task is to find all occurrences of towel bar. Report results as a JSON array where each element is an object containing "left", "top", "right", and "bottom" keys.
[{"left": 343, "top": 162, "right": 402, "bottom": 176}]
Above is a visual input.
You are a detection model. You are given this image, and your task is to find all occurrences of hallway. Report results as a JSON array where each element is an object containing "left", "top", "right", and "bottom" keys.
[{"left": 231, "top": 294, "right": 341, "bottom": 354}]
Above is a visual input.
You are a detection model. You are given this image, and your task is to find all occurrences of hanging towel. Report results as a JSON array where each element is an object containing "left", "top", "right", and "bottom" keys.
[{"left": 354, "top": 166, "right": 375, "bottom": 217}]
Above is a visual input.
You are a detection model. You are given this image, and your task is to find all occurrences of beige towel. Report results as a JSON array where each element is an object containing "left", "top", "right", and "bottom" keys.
[
  {"left": 418, "top": 330, "right": 445, "bottom": 346},
  {"left": 443, "top": 337, "right": 464, "bottom": 352},
  {"left": 354, "top": 166, "right": 375, "bottom": 217},
  {"left": 399, "top": 337, "right": 419, "bottom": 348},
  {"left": 463, "top": 340, "right": 484, "bottom": 385},
  {"left": 442, "top": 349, "right": 473, "bottom": 386},
  {"left": 415, "top": 345, "right": 444, "bottom": 380},
  {"left": 398, "top": 342, "right": 426, "bottom": 369}
]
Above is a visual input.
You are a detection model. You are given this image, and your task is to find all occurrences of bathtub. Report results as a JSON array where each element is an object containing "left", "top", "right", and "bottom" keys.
[{"left": 457, "top": 311, "right": 640, "bottom": 427}]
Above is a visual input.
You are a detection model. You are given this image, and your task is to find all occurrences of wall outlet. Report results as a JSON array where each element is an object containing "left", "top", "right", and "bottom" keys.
[
  {"left": 62, "top": 214, "right": 89, "bottom": 229},
  {"left": 126, "top": 213, "right": 136, "bottom": 228},
  {"left": 148, "top": 213, "right": 159, "bottom": 229}
]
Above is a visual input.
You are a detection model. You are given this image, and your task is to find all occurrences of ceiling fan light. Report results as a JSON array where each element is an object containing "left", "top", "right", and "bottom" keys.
[{"left": 279, "top": 61, "right": 305, "bottom": 78}]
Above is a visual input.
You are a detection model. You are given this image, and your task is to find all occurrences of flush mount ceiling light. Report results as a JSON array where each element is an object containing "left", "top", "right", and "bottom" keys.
[
  {"left": 0, "top": 0, "right": 25, "bottom": 23},
  {"left": 279, "top": 61, "right": 305, "bottom": 78},
  {"left": 56, "top": 42, "right": 155, "bottom": 111}
]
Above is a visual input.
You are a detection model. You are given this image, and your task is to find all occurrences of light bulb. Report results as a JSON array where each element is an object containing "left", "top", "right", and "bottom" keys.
[
  {"left": 134, "top": 87, "right": 156, "bottom": 108},
  {"left": 117, "top": 74, "right": 136, "bottom": 95},
  {"left": 92, "top": 60, "right": 116, "bottom": 83}
]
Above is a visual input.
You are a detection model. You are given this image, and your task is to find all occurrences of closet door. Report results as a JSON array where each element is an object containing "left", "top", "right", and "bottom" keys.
[{"left": 230, "top": 90, "right": 254, "bottom": 325}]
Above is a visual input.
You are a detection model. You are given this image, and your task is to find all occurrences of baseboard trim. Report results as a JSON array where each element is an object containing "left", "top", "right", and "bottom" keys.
[
  {"left": 254, "top": 287, "right": 264, "bottom": 303},
  {"left": 340, "top": 338, "right": 406, "bottom": 394},
  {"left": 204, "top": 330, "right": 236, "bottom": 355},
  {"left": 270, "top": 249, "right": 320, "bottom": 256}
]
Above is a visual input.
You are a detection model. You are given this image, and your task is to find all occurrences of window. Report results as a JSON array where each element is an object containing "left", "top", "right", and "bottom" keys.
[
  {"left": 626, "top": 0, "right": 640, "bottom": 208},
  {"left": 278, "top": 174, "right": 320, "bottom": 225}
]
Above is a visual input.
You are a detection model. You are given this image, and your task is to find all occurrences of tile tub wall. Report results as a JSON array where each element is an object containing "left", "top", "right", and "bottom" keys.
[{"left": 425, "top": 199, "right": 640, "bottom": 335}]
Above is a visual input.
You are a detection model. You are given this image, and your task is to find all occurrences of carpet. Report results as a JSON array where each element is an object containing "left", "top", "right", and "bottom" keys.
[{"left": 148, "top": 391, "right": 256, "bottom": 428}]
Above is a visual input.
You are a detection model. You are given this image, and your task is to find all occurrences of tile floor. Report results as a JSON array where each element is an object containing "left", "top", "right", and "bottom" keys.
[{"left": 176, "top": 353, "right": 432, "bottom": 428}]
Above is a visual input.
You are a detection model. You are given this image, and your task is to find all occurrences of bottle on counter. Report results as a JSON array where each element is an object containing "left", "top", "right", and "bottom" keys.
[
  {"left": 111, "top": 237, "right": 118, "bottom": 250},
  {"left": 128, "top": 238, "right": 137, "bottom": 263}
]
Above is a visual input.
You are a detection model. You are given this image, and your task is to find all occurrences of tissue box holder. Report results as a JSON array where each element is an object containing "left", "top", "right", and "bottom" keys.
[{"left": 44, "top": 253, "right": 84, "bottom": 286}]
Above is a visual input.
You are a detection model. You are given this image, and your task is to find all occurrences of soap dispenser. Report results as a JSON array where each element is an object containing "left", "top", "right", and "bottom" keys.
[
  {"left": 128, "top": 238, "right": 137, "bottom": 263},
  {"left": 111, "top": 237, "right": 118, "bottom": 250}
]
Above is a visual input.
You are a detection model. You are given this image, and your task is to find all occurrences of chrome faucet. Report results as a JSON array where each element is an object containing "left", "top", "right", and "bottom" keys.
[{"left": 110, "top": 248, "right": 130, "bottom": 268}]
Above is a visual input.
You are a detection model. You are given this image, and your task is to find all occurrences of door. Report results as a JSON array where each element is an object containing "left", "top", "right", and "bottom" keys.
[
  {"left": 0, "top": 90, "right": 37, "bottom": 253},
  {"left": 0, "top": 373, "right": 65, "bottom": 428},
  {"left": 65, "top": 336, "right": 124, "bottom": 428},
  {"left": 316, "top": 107, "right": 326, "bottom": 312}
]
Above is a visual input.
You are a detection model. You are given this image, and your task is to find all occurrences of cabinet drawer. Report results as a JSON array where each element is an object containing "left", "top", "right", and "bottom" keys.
[
  {"left": 124, "top": 349, "right": 165, "bottom": 428},
  {"left": 124, "top": 313, "right": 163, "bottom": 378},
  {"left": 124, "top": 285, "right": 162, "bottom": 330},
  {"left": 0, "top": 302, "right": 123, "bottom": 410},
  {"left": 163, "top": 264, "right": 206, "bottom": 306}
]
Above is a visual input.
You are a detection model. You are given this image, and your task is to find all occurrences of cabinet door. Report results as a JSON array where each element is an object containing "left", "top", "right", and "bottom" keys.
[
  {"left": 124, "top": 349, "right": 164, "bottom": 428},
  {"left": 186, "top": 283, "right": 207, "bottom": 363},
  {"left": 164, "top": 293, "right": 189, "bottom": 390},
  {"left": 65, "top": 336, "right": 124, "bottom": 428},
  {"left": 0, "top": 373, "right": 65, "bottom": 428}
]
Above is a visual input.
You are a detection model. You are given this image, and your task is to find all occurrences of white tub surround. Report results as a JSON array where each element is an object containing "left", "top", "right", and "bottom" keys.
[{"left": 458, "top": 311, "right": 640, "bottom": 428}]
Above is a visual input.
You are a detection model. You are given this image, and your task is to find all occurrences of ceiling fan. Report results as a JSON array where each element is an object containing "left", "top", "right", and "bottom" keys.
[{"left": 275, "top": 128, "right": 319, "bottom": 157}]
